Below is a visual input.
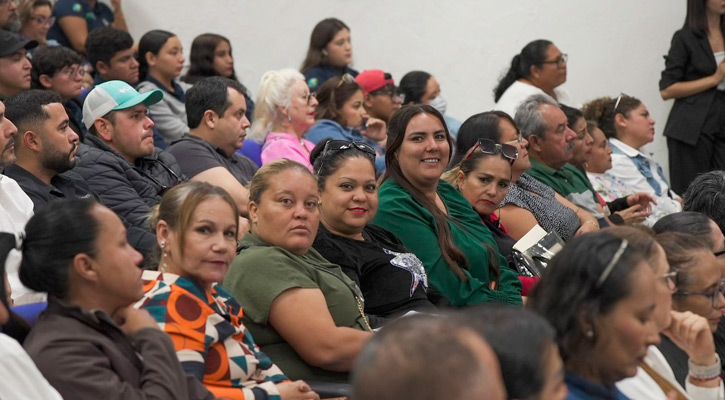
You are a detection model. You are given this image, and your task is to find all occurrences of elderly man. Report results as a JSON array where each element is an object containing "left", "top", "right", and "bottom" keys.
[
  {"left": 74, "top": 80, "right": 185, "bottom": 257},
  {"left": 3, "top": 90, "right": 94, "bottom": 212},
  {"left": 351, "top": 314, "right": 506, "bottom": 400}
]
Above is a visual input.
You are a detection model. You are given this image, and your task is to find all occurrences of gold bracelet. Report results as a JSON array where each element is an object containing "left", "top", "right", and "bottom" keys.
[{"left": 584, "top": 220, "right": 599, "bottom": 229}]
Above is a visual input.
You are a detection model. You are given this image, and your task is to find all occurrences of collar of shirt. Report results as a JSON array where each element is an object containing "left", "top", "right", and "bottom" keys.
[
  {"left": 144, "top": 74, "right": 185, "bottom": 102},
  {"left": 609, "top": 138, "right": 645, "bottom": 158}
]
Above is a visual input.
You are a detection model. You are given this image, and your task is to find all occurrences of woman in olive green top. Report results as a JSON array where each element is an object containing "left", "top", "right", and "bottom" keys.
[
  {"left": 371, "top": 104, "right": 522, "bottom": 307},
  {"left": 224, "top": 159, "right": 373, "bottom": 383}
]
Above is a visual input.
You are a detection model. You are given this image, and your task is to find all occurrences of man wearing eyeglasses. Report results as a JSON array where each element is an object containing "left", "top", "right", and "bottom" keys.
[
  {"left": 0, "top": 30, "right": 35, "bottom": 101},
  {"left": 168, "top": 77, "right": 257, "bottom": 218},
  {"left": 75, "top": 80, "right": 186, "bottom": 259},
  {"left": 3, "top": 90, "right": 95, "bottom": 213},
  {"left": 356, "top": 69, "right": 402, "bottom": 123},
  {"left": 31, "top": 46, "right": 87, "bottom": 139}
]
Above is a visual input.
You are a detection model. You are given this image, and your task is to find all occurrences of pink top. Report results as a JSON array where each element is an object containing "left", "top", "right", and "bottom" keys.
[{"left": 261, "top": 132, "right": 315, "bottom": 171}]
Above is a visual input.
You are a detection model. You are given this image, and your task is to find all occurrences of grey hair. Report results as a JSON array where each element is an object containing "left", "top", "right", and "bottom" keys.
[
  {"left": 248, "top": 68, "right": 305, "bottom": 142},
  {"left": 684, "top": 170, "right": 725, "bottom": 235},
  {"left": 513, "top": 94, "right": 558, "bottom": 140}
]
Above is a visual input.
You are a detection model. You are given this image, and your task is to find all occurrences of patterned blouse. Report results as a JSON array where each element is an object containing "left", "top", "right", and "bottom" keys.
[
  {"left": 136, "top": 271, "right": 287, "bottom": 400},
  {"left": 500, "top": 173, "right": 580, "bottom": 240}
]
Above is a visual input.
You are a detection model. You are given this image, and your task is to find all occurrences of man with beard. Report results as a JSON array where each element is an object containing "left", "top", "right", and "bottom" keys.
[
  {"left": 0, "top": 0, "right": 19, "bottom": 32},
  {"left": 3, "top": 90, "right": 94, "bottom": 212},
  {"left": 75, "top": 80, "right": 185, "bottom": 258},
  {"left": 168, "top": 77, "right": 256, "bottom": 216}
]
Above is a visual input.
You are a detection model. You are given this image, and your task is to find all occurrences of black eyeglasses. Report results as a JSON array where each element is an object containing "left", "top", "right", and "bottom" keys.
[
  {"left": 464, "top": 139, "right": 518, "bottom": 164},
  {"left": 540, "top": 54, "right": 568, "bottom": 68},
  {"left": 674, "top": 278, "right": 725, "bottom": 308},
  {"left": 370, "top": 84, "right": 403, "bottom": 102},
  {"left": 315, "top": 140, "right": 376, "bottom": 174}
]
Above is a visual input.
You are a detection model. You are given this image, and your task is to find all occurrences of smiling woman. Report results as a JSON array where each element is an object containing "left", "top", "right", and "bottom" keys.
[{"left": 371, "top": 104, "right": 522, "bottom": 307}]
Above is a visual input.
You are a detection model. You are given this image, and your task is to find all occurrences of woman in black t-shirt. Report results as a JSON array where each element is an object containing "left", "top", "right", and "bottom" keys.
[{"left": 310, "top": 139, "right": 435, "bottom": 326}]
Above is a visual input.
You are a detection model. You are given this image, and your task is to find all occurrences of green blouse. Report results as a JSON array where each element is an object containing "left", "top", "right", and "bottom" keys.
[
  {"left": 224, "top": 232, "right": 370, "bottom": 382},
  {"left": 371, "top": 179, "right": 522, "bottom": 307}
]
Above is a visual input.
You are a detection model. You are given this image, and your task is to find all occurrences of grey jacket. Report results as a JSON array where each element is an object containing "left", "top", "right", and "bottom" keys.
[
  {"left": 137, "top": 79, "right": 191, "bottom": 144},
  {"left": 73, "top": 134, "right": 185, "bottom": 257},
  {"left": 23, "top": 297, "right": 214, "bottom": 400}
]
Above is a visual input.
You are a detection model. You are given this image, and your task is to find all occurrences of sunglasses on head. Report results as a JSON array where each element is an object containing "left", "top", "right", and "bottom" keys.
[
  {"left": 316, "top": 140, "right": 376, "bottom": 173},
  {"left": 464, "top": 139, "right": 518, "bottom": 164}
]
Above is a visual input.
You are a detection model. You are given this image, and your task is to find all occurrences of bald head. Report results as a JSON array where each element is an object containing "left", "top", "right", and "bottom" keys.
[{"left": 351, "top": 315, "right": 506, "bottom": 400}]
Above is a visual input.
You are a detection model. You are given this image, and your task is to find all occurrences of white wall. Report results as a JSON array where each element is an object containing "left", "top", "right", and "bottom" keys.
[{"left": 124, "top": 0, "right": 684, "bottom": 175}]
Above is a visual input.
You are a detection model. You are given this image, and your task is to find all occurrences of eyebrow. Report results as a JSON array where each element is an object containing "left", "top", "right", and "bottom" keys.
[{"left": 57, "top": 118, "right": 70, "bottom": 129}]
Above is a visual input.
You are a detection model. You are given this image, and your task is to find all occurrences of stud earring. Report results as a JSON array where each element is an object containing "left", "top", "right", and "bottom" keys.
[{"left": 586, "top": 330, "right": 594, "bottom": 339}]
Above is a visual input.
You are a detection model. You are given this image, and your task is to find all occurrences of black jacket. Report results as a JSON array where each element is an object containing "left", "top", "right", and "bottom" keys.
[
  {"left": 2, "top": 164, "right": 95, "bottom": 212},
  {"left": 660, "top": 26, "right": 723, "bottom": 145},
  {"left": 73, "top": 134, "right": 185, "bottom": 256}
]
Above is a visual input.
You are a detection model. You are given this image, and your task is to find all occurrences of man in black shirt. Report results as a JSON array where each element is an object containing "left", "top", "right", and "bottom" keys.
[
  {"left": 3, "top": 90, "right": 94, "bottom": 212},
  {"left": 168, "top": 76, "right": 257, "bottom": 216}
]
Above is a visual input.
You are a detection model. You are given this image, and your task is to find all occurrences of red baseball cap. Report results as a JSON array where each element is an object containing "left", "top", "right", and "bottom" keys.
[{"left": 355, "top": 70, "right": 395, "bottom": 94}]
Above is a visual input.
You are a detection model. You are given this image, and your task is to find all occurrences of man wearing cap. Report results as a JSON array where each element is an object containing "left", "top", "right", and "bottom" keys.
[
  {"left": 0, "top": 31, "right": 36, "bottom": 100},
  {"left": 74, "top": 80, "right": 185, "bottom": 258},
  {"left": 3, "top": 90, "right": 94, "bottom": 212},
  {"left": 356, "top": 69, "right": 402, "bottom": 123},
  {"left": 168, "top": 77, "right": 255, "bottom": 216}
]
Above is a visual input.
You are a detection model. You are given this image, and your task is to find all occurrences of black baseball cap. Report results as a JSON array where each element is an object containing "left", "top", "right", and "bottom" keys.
[{"left": 0, "top": 31, "right": 37, "bottom": 58}]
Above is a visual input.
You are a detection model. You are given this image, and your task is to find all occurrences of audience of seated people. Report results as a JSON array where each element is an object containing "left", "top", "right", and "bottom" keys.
[
  {"left": 226, "top": 159, "right": 374, "bottom": 382},
  {"left": 399, "top": 70, "right": 463, "bottom": 138},
  {"left": 304, "top": 74, "right": 387, "bottom": 173},
  {"left": 355, "top": 69, "right": 402, "bottom": 123},
  {"left": 301, "top": 17, "right": 357, "bottom": 92},
  {"left": 309, "top": 138, "right": 435, "bottom": 328},
  {"left": 248, "top": 69, "right": 318, "bottom": 169},
  {"left": 3, "top": 9, "right": 725, "bottom": 400},
  {"left": 371, "top": 105, "right": 522, "bottom": 306},
  {"left": 75, "top": 80, "right": 185, "bottom": 259}
]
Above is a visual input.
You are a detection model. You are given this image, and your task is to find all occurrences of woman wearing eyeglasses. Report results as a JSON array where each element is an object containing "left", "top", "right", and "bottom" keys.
[
  {"left": 655, "top": 231, "right": 725, "bottom": 388},
  {"left": 371, "top": 105, "right": 522, "bottom": 307},
  {"left": 18, "top": 0, "right": 56, "bottom": 47},
  {"left": 661, "top": 0, "right": 725, "bottom": 195},
  {"left": 449, "top": 111, "right": 591, "bottom": 242},
  {"left": 608, "top": 226, "right": 725, "bottom": 400},
  {"left": 493, "top": 39, "right": 571, "bottom": 117},
  {"left": 248, "top": 69, "right": 318, "bottom": 171},
  {"left": 583, "top": 95, "right": 683, "bottom": 219},
  {"left": 305, "top": 75, "right": 387, "bottom": 174},
  {"left": 309, "top": 138, "right": 435, "bottom": 328},
  {"left": 529, "top": 231, "right": 660, "bottom": 399}
]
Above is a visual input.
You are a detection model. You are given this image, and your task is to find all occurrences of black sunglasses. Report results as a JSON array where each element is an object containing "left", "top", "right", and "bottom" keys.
[{"left": 464, "top": 138, "right": 518, "bottom": 164}]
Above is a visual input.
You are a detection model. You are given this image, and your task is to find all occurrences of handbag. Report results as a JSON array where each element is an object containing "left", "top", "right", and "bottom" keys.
[{"left": 511, "top": 225, "right": 564, "bottom": 277}]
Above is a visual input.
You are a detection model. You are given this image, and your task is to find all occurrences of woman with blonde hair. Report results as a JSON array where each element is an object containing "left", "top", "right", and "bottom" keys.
[{"left": 249, "top": 69, "right": 318, "bottom": 170}]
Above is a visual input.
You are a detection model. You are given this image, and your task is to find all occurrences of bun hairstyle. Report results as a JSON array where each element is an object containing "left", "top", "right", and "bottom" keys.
[
  {"left": 248, "top": 159, "right": 315, "bottom": 205},
  {"left": 314, "top": 75, "right": 362, "bottom": 124},
  {"left": 399, "top": 71, "right": 433, "bottom": 105},
  {"left": 581, "top": 95, "right": 642, "bottom": 140},
  {"left": 493, "top": 39, "right": 552, "bottom": 103}
]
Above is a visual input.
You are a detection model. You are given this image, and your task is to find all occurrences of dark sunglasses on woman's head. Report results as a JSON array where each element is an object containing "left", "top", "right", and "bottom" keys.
[
  {"left": 316, "top": 140, "right": 377, "bottom": 174},
  {"left": 464, "top": 138, "right": 518, "bottom": 164}
]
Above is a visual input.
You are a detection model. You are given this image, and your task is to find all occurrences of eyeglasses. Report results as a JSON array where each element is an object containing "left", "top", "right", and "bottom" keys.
[
  {"left": 336, "top": 73, "right": 356, "bottom": 88},
  {"left": 540, "top": 54, "right": 568, "bottom": 68},
  {"left": 674, "top": 279, "right": 725, "bottom": 308},
  {"left": 596, "top": 239, "right": 628, "bottom": 288},
  {"left": 464, "top": 138, "right": 519, "bottom": 164},
  {"left": 661, "top": 271, "right": 678, "bottom": 291},
  {"left": 371, "top": 84, "right": 403, "bottom": 102},
  {"left": 59, "top": 66, "right": 85, "bottom": 77},
  {"left": 31, "top": 16, "right": 55, "bottom": 26},
  {"left": 315, "top": 140, "right": 376, "bottom": 174},
  {"left": 299, "top": 91, "right": 317, "bottom": 105}
]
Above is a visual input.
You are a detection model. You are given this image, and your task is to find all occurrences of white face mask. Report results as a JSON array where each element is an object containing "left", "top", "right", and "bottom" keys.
[{"left": 429, "top": 95, "right": 447, "bottom": 115}]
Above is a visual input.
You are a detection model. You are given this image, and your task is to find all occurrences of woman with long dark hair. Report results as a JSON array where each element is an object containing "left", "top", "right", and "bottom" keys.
[
  {"left": 300, "top": 18, "right": 358, "bottom": 92},
  {"left": 661, "top": 0, "right": 725, "bottom": 194},
  {"left": 370, "top": 105, "right": 522, "bottom": 306}
]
